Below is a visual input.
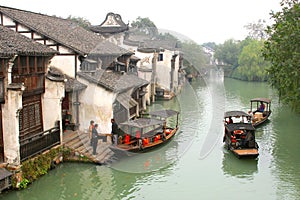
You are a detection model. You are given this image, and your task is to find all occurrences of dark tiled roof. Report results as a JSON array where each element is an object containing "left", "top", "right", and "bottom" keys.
[
  {"left": 65, "top": 77, "right": 88, "bottom": 92},
  {"left": 48, "top": 66, "right": 87, "bottom": 91},
  {"left": 0, "top": 6, "right": 131, "bottom": 56},
  {"left": 124, "top": 29, "right": 181, "bottom": 51},
  {"left": 142, "top": 39, "right": 179, "bottom": 51},
  {"left": 90, "top": 25, "right": 129, "bottom": 34},
  {"left": 77, "top": 69, "right": 149, "bottom": 93},
  {"left": 0, "top": 25, "right": 57, "bottom": 57},
  {"left": 89, "top": 40, "right": 132, "bottom": 56},
  {"left": 46, "top": 67, "right": 65, "bottom": 82}
]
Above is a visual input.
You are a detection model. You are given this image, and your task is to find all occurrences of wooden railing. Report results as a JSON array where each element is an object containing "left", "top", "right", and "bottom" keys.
[{"left": 20, "top": 127, "right": 61, "bottom": 162}]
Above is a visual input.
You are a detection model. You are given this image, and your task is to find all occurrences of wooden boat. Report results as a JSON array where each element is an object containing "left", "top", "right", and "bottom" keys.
[
  {"left": 110, "top": 109, "right": 179, "bottom": 153},
  {"left": 249, "top": 98, "right": 271, "bottom": 127},
  {"left": 223, "top": 111, "right": 259, "bottom": 159}
]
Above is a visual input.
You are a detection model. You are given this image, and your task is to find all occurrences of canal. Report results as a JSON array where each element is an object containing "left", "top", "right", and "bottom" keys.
[{"left": 1, "top": 72, "right": 300, "bottom": 200}]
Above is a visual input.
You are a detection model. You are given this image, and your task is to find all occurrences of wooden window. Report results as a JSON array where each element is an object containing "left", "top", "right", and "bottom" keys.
[
  {"left": 37, "top": 57, "right": 45, "bottom": 72},
  {"left": 19, "top": 95, "right": 43, "bottom": 140},
  {"left": 19, "top": 56, "right": 27, "bottom": 74},
  {"left": 13, "top": 56, "right": 46, "bottom": 94},
  {"left": 29, "top": 56, "right": 35, "bottom": 73},
  {"left": 80, "top": 59, "right": 97, "bottom": 71},
  {"left": 158, "top": 53, "right": 163, "bottom": 61}
]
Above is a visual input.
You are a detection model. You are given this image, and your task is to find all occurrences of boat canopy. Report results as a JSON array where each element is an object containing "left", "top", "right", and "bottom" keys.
[
  {"left": 148, "top": 109, "right": 179, "bottom": 119},
  {"left": 250, "top": 98, "right": 271, "bottom": 104},
  {"left": 225, "top": 123, "right": 255, "bottom": 132},
  {"left": 120, "top": 118, "right": 164, "bottom": 129},
  {"left": 119, "top": 118, "right": 164, "bottom": 137},
  {"left": 224, "top": 111, "right": 249, "bottom": 118}
]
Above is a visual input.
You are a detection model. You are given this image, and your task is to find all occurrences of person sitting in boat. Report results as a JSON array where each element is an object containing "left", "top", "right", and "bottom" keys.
[
  {"left": 226, "top": 117, "right": 233, "bottom": 124},
  {"left": 247, "top": 111, "right": 254, "bottom": 122},
  {"left": 253, "top": 101, "right": 265, "bottom": 114}
]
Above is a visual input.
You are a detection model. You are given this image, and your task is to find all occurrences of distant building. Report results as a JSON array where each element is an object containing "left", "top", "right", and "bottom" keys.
[{"left": 123, "top": 34, "right": 185, "bottom": 101}]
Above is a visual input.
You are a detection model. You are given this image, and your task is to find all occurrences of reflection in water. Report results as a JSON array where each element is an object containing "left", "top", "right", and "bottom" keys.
[
  {"left": 111, "top": 162, "right": 176, "bottom": 199},
  {"left": 272, "top": 106, "right": 300, "bottom": 199},
  {"left": 110, "top": 80, "right": 203, "bottom": 173},
  {"left": 110, "top": 139, "right": 179, "bottom": 173},
  {"left": 1, "top": 78, "right": 300, "bottom": 200},
  {"left": 199, "top": 67, "right": 225, "bottom": 159},
  {"left": 222, "top": 150, "right": 258, "bottom": 179}
]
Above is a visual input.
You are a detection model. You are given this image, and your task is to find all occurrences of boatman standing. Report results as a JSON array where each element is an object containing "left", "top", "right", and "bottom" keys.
[
  {"left": 91, "top": 124, "right": 100, "bottom": 155},
  {"left": 111, "top": 119, "right": 119, "bottom": 146}
]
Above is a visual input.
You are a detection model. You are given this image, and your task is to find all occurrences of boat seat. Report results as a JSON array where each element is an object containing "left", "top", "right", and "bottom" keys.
[{"left": 164, "top": 129, "right": 172, "bottom": 135}]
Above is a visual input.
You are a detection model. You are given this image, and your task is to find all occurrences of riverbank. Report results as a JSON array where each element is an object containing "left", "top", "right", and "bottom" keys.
[{"left": 0, "top": 130, "right": 113, "bottom": 193}]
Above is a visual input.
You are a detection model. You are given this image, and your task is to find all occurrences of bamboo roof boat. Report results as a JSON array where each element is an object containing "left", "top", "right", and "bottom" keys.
[
  {"left": 249, "top": 98, "right": 272, "bottom": 127},
  {"left": 110, "top": 109, "right": 179, "bottom": 154},
  {"left": 223, "top": 111, "right": 259, "bottom": 159}
]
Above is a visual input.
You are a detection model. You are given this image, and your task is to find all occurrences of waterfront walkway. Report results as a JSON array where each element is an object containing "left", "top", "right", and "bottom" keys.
[{"left": 62, "top": 130, "right": 114, "bottom": 165}]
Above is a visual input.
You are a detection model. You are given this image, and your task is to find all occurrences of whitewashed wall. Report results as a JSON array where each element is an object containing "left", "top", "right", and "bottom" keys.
[
  {"left": 1, "top": 15, "right": 14, "bottom": 26},
  {"left": 77, "top": 77, "right": 114, "bottom": 134},
  {"left": 2, "top": 88, "right": 23, "bottom": 165},
  {"left": 42, "top": 78, "right": 65, "bottom": 134},
  {"left": 50, "top": 55, "right": 79, "bottom": 78}
]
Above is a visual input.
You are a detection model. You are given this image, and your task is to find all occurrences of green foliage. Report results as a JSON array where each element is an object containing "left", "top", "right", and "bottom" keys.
[
  {"left": 21, "top": 148, "right": 62, "bottom": 184},
  {"left": 130, "top": 17, "right": 207, "bottom": 76},
  {"left": 181, "top": 41, "right": 208, "bottom": 71},
  {"left": 67, "top": 15, "right": 91, "bottom": 30},
  {"left": 18, "top": 178, "right": 30, "bottom": 190},
  {"left": 235, "top": 39, "right": 270, "bottom": 81},
  {"left": 202, "top": 42, "right": 217, "bottom": 50},
  {"left": 158, "top": 32, "right": 178, "bottom": 41},
  {"left": 131, "top": 17, "right": 158, "bottom": 37},
  {"left": 262, "top": 0, "right": 300, "bottom": 112},
  {"left": 214, "top": 39, "right": 241, "bottom": 68}
]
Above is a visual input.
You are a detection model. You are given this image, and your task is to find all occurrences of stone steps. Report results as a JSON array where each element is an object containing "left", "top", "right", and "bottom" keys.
[{"left": 62, "top": 130, "right": 114, "bottom": 164}]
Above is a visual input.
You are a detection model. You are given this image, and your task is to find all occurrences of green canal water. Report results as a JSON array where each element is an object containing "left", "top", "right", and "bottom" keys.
[{"left": 1, "top": 74, "right": 300, "bottom": 200}]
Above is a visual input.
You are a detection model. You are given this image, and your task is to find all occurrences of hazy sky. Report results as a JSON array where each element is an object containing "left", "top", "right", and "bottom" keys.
[{"left": 0, "top": 0, "right": 281, "bottom": 44}]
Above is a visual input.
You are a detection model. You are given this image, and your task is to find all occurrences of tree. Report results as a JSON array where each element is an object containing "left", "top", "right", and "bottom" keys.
[
  {"left": 158, "top": 32, "right": 178, "bottom": 41},
  {"left": 181, "top": 41, "right": 208, "bottom": 71},
  {"left": 67, "top": 15, "right": 91, "bottom": 30},
  {"left": 214, "top": 39, "right": 241, "bottom": 68},
  {"left": 262, "top": 0, "right": 300, "bottom": 112},
  {"left": 244, "top": 19, "right": 268, "bottom": 40},
  {"left": 235, "top": 39, "right": 270, "bottom": 81},
  {"left": 202, "top": 42, "right": 217, "bottom": 50},
  {"left": 131, "top": 17, "right": 158, "bottom": 37}
]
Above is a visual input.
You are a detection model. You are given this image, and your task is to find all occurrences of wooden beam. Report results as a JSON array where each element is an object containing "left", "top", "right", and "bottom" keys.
[
  {"left": 18, "top": 30, "right": 32, "bottom": 34},
  {"left": 34, "top": 38, "right": 46, "bottom": 41},
  {"left": 46, "top": 44, "right": 58, "bottom": 47},
  {"left": 4, "top": 25, "right": 16, "bottom": 28}
]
